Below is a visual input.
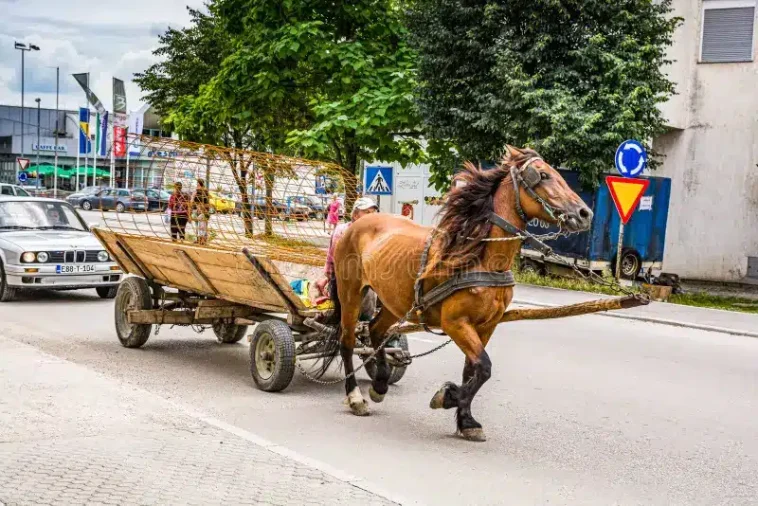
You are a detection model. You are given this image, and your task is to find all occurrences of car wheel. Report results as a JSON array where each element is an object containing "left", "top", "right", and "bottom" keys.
[
  {"left": 96, "top": 286, "right": 118, "bottom": 299},
  {"left": 315, "top": 212, "right": 324, "bottom": 220},
  {"left": 0, "top": 259, "right": 19, "bottom": 303},
  {"left": 116, "top": 202, "right": 125, "bottom": 213},
  {"left": 81, "top": 200, "right": 92, "bottom": 211}
]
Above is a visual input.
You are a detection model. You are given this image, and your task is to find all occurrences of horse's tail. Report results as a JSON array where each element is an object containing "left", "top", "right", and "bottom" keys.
[{"left": 315, "top": 271, "right": 342, "bottom": 378}]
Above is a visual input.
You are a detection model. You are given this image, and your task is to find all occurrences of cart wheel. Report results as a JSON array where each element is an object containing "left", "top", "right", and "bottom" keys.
[
  {"left": 114, "top": 277, "right": 153, "bottom": 348},
  {"left": 213, "top": 322, "right": 248, "bottom": 344},
  {"left": 363, "top": 333, "right": 408, "bottom": 385},
  {"left": 96, "top": 286, "right": 118, "bottom": 299},
  {"left": 249, "top": 320, "right": 296, "bottom": 392}
]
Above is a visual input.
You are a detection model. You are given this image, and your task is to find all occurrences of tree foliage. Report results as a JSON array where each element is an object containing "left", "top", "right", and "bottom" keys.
[
  {"left": 208, "top": 0, "right": 423, "bottom": 179},
  {"left": 407, "top": 0, "right": 682, "bottom": 189}
]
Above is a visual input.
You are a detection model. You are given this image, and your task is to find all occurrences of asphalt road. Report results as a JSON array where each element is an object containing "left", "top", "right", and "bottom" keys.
[{"left": 1, "top": 288, "right": 756, "bottom": 505}]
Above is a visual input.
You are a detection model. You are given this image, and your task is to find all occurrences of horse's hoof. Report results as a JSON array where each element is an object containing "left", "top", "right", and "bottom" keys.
[
  {"left": 345, "top": 387, "right": 370, "bottom": 416},
  {"left": 457, "top": 428, "right": 487, "bottom": 442},
  {"left": 429, "top": 382, "right": 454, "bottom": 409},
  {"left": 349, "top": 400, "right": 370, "bottom": 416},
  {"left": 369, "top": 386, "right": 385, "bottom": 403}
]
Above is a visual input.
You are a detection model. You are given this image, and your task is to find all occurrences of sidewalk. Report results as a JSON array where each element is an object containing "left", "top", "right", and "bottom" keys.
[
  {"left": 513, "top": 284, "right": 758, "bottom": 338},
  {"left": 0, "top": 336, "right": 401, "bottom": 506}
]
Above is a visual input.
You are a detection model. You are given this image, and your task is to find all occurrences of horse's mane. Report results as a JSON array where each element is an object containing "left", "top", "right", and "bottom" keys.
[{"left": 423, "top": 148, "right": 541, "bottom": 277}]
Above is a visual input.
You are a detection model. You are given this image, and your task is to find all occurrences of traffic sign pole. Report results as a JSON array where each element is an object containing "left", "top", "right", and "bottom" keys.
[{"left": 615, "top": 223, "right": 625, "bottom": 281}]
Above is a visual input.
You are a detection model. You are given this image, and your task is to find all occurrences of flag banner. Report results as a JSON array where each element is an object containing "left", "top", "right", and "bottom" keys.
[
  {"left": 78, "top": 107, "right": 91, "bottom": 154},
  {"left": 113, "top": 78, "right": 127, "bottom": 114},
  {"left": 73, "top": 73, "right": 106, "bottom": 115},
  {"left": 114, "top": 126, "right": 126, "bottom": 157},
  {"left": 99, "top": 111, "right": 109, "bottom": 157}
]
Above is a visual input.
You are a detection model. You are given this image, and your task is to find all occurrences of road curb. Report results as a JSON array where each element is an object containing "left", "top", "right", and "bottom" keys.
[{"left": 512, "top": 298, "right": 758, "bottom": 339}]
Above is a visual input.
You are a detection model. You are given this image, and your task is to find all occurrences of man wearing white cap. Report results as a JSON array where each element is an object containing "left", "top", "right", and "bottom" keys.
[{"left": 313, "top": 196, "right": 378, "bottom": 305}]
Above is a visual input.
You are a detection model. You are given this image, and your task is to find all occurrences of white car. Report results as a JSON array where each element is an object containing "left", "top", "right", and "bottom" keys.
[
  {"left": 0, "top": 183, "right": 32, "bottom": 197},
  {"left": 0, "top": 196, "right": 123, "bottom": 302}
]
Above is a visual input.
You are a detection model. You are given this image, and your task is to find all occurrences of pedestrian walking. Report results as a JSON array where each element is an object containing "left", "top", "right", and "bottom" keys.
[
  {"left": 326, "top": 195, "right": 341, "bottom": 232},
  {"left": 191, "top": 179, "right": 210, "bottom": 245},
  {"left": 168, "top": 182, "right": 189, "bottom": 241}
]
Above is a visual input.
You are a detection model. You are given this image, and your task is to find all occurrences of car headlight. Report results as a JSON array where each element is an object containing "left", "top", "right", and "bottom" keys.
[
  {"left": 21, "top": 252, "right": 36, "bottom": 263},
  {"left": 36, "top": 252, "right": 49, "bottom": 263},
  {"left": 97, "top": 251, "right": 109, "bottom": 262}
]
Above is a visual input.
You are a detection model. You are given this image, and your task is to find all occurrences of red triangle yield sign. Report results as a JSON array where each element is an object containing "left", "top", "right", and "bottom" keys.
[
  {"left": 17, "top": 158, "right": 30, "bottom": 171},
  {"left": 606, "top": 176, "right": 650, "bottom": 224}
]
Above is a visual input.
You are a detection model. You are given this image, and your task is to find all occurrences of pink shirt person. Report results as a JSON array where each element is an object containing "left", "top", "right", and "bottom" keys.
[{"left": 327, "top": 199, "right": 341, "bottom": 225}]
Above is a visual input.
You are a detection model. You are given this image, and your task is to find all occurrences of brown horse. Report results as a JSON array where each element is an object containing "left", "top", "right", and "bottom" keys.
[{"left": 327, "top": 146, "right": 593, "bottom": 441}]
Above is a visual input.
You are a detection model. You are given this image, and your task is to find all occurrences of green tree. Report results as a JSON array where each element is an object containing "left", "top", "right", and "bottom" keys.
[
  {"left": 407, "top": 0, "right": 682, "bottom": 189},
  {"left": 208, "top": 0, "right": 424, "bottom": 211},
  {"left": 134, "top": 5, "right": 280, "bottom": 236}
]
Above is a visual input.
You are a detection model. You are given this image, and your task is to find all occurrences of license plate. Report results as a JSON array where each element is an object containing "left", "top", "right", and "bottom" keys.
[{"left": 56, "top": 264, "right": 97, "bottom": 274}]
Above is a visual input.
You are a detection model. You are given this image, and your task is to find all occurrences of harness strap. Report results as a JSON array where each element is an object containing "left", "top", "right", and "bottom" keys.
[
  {"left": 413, "top": 233, "right": 435, "bottom": 320},
  {"left": 488, "top": 212, "right": 553, "bottom": 257},
  {"left": 416, "top": 271, "right": 515, "bottom": 313}
]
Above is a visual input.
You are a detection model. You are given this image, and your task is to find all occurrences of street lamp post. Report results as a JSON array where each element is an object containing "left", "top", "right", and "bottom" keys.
[
  {"left": 54, "top": 67, "right": 59, "bottom": 198},
  {"left": 14, "top": 42, "right": 40, "bottom": 183},
  {"left": 35, "top": 98, "right": 41, "bottom": 191}
]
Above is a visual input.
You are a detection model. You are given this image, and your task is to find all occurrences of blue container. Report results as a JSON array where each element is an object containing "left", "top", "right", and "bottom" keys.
[{"left": 520, "top": 169, "right": 672, "bottom": 278}]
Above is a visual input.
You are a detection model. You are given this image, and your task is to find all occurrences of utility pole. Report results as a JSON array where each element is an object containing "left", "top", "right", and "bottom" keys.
[
  {"left": 54, "top": 67, "right": 59, "bottom": 198},
  {"left": 35, "top": 98, "right": 41, "bottom": 191},
  {"left": 14, "top": 42, "right": 40, "bottom": 183}
]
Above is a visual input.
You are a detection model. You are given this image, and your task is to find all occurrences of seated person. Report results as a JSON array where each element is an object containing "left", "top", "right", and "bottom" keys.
[{"left": 314, "top": 197, "right": 379, "bottom": 319}]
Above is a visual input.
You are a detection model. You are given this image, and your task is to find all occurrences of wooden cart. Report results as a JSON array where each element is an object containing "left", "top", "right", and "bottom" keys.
[{"left": 93, "top": 228, "right": 410, "bottom": 392}]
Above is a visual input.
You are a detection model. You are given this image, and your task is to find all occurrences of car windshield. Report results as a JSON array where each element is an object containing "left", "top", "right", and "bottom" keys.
[{"left": 0, "top": 201, "right": 87, "bottom": 232}]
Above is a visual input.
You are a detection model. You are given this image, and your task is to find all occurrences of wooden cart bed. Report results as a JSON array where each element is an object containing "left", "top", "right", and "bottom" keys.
[{"left": 93, "top": 228, "right": 322, "bottom": 316}]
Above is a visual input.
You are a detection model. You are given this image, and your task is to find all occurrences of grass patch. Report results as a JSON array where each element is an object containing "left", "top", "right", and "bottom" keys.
[
  {"left": 514, "top": 270, "right": 639, "bottom": 297},
  {"left": 515, "top": 269, "right": 758, "bottom": 315}
]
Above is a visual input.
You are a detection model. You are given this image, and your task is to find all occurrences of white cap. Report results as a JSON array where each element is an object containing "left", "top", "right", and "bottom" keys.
[{"left": 352, "top": 197, "right": 379, "bottom": 215}]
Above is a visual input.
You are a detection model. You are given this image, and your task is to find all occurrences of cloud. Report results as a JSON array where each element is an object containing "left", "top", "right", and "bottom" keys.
[{"left": 0, "top": 0, "right": 204, "bottom": 114}]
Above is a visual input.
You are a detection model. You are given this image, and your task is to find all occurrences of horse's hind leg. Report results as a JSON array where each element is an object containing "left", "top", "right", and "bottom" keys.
[
  {"left": 338, "top": 280, "right": 370, "bottom": 416},
  {"left": 366, "top": 307, "right": 400, "bottom": 403}
]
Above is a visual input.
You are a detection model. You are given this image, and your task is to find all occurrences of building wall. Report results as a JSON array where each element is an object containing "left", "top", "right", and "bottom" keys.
[{"left": 654, "top": 0, "right": 758, "bottom": 281}]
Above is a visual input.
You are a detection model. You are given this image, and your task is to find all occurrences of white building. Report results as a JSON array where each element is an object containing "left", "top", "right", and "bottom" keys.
[{"left": 655, "top": 0, "right": 758, "bottom": 282}]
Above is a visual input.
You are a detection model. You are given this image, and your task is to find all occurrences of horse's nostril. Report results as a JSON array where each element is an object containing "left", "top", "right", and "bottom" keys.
[{"left": 578, "top": 207, "right": 591, "bottom": 220}]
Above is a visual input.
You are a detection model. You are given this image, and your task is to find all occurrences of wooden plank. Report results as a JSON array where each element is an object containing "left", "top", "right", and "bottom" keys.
[
  {"left": 127, "top": 310, "right": 196, "bottom": 325},
  {"left": 126, "top": 241, "right": 292, "bottom": 309},
  {"left": 115, "top": 237, "right": 154, "bottom": 281},
  {"left": 175, "top": 249, "right": 219, "bottom": 295},
  {"left": 242, "top": 247, "right": 303, "bottom": 316},
  {"left": 194, "top": 305, "right": 257, "bottom": 320}
]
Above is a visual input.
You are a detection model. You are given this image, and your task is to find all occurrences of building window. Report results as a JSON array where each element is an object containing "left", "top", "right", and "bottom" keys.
[{"left": 701, "top": 0, "right": 756, "bottom": 63}]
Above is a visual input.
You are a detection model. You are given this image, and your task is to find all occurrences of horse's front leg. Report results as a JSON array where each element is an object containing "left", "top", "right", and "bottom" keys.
[
  {"left": 430, "top": 324, "right": 494, "bottom": 441},
  {"left": 340, "top": 302, "right": 370, "bottom": 416}
]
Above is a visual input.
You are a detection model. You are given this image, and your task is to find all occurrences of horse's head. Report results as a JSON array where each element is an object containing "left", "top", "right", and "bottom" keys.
[{"left": 502, "top": 145, "right": 593, "bottom": 232}]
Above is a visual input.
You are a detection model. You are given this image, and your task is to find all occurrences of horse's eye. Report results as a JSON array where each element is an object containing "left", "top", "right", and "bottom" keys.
[{"left": 540, "top": 172, "right": 549, "bottom": 180}]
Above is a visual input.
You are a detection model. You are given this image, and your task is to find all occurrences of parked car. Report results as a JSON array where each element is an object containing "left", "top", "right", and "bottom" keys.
[
  {"left": 133, "top": 187, "right": 171, "bottom": 212},
  {"left": 66, "top": 186, "right": 107, "bottom": 208},
  {"left": 0, "top": 196, "right": 123, "bottom": 302},
  {"left": 251, "top": 196, "right": 288, "bottom": 221},
  {"left": 284, "top": 197, "right": 312, "bottom": 221},
  {"left": 0, "top": 183, "right": 32, "bottom": 197},
  {"left": 78, "top": 188, "right": 148, "bottom": 213},
  {"left": 290, "top": 195, "right": 325, "bottom": 220},
  {"left": 208, "top": 191, "right": 236, "bottom": 214}
]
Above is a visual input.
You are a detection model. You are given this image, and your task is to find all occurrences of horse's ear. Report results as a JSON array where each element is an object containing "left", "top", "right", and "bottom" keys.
[{"left": 504, "top": 144, "right": 524, "bottom": 159}]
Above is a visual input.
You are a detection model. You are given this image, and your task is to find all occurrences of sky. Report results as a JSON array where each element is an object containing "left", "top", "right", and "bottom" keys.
[{"left": 0, "top": 0, "right": 205, "bottom": 114}]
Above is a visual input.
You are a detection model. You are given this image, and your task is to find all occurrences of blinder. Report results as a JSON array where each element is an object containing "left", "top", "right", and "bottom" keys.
[{"left": 521, "top": 165, "right": 541, "bottom": 189}]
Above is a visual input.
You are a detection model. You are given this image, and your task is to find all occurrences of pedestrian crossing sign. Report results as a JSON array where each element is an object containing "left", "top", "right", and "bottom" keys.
[{"left": 364, "top": 166, "right": 393, "bottom": 195}]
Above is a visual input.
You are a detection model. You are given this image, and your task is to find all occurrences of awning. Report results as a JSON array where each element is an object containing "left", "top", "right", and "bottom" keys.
[
  {"left": 26, "top": 164, "right": 74, "bottom": 178},
  {"left": 71, "top": 166, "right": 111, "bottom": 177}
]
